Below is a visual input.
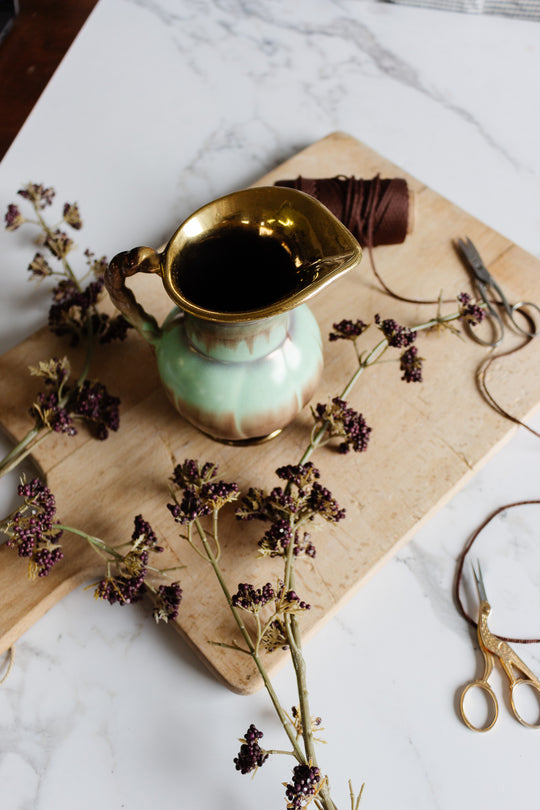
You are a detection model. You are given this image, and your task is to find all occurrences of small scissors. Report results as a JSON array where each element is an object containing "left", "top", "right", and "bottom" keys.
[
  {"left": 460, "top": 562, "right": 540, "bottom": 731},
  {"left": 456, "top": 237, "right": 540, "bottom": 347}
]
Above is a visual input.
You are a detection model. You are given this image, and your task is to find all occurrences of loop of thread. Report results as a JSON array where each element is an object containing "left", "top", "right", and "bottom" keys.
[
  {"left": 274, "top": 175, "right": 410, "bottom": 248},
  {"left": 454, "top": 500, "right": 540, "bottom": 644}
]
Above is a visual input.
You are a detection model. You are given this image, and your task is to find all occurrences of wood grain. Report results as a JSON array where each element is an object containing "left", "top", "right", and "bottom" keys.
[{"left": 1, "top": 132, "right": 540, "bottom": 694}]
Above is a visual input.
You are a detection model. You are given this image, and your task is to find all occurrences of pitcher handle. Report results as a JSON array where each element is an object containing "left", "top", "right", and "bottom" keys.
[{"left": 105, "top": 246, "right": 162, "bottom": 345}]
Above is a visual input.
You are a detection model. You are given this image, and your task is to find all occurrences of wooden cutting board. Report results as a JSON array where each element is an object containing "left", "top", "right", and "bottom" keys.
[{"left": 1, "top": 131, "right": 540, "bottom": 694}]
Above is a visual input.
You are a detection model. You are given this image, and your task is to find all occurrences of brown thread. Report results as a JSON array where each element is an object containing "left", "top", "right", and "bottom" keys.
[
  {"left": 475, "top": 316, "right": 540, "bottom": 440},
  {"left": 455, "top": 500, "right": 540, "bottom": 644}
]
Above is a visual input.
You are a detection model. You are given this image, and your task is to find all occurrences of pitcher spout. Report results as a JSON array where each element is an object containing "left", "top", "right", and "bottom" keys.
[{"left": 160, "top": 186, "right": 362, "bottom": 323}]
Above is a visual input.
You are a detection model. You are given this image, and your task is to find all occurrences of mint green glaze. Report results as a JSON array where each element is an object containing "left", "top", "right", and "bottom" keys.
[{"left": 156, "top": 305, "right": 323, "bottom": 441}]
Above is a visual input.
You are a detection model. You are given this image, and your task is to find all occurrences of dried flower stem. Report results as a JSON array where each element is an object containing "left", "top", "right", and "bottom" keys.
[
  {"left": 198, "top": 519, "right": 329, "bottom": 777},
  {"left": 191, "top": 516, "right": 307, "bottom": 764},
  {"left": 54, "top": 524, "right": 123, "bottom": 560},
  {"left": 282, "top": 515, "right": 338, "bottom": 810},
  {"left": 31, "top": 206, "right": 80, "bottom": 289},
  {"left": 301, "top": 308, "right": 467, "bottom": 466},
  {"left": 0, "top": 427, "right": 49, "bottom": 478}
]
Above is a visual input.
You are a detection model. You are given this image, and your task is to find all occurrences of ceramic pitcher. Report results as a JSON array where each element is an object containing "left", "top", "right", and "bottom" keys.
[{"left": 105, "top": 186, "right": 361, "bottom": 444}]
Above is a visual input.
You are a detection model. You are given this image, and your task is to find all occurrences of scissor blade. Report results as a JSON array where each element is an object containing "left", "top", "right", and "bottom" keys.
[
  {"left": 456, "top": 238, "right": 492, "bottom": 284},
  {"left": 472, "top": 560, "right": 488, "bottom": 602}
]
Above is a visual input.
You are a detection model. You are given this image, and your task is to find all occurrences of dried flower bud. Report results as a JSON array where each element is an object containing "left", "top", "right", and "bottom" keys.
[
  {"left": 307, "top": 482, "right": 346, "bottom": 523},
  {"left": 172, "top": 459, "right": 218, "bottom": 489},
  {"left": 374, "top": 313, "right": 416, "bottom": 348},
  {"left": 94, "top": 573, "right": 147, "bottom": 606},
  {"left": 84, "top": 249, "right": 109, "bottom": 277},
  {"left": 73, "top": 380, "right": 120, "bottom": 440},
  {"left": 168, "top": 460, "right": 238, "bottom": 524},
  {"left": 5, "top": 203, "right": 25, "bottom": 231},
  {"left": 30, "top": 391, "right": 76, "bottom": 436},
  {"left": 257, "top": 523, "right": 316, "bottom": 559},
  {"left": 1, "top": 478, "right": 64, "bottom": 578},
  {"left": 232, "top": 582, "right": 275, "bottom": 612},
  {"left": 28, "top": 252, "right": 53, "bottom": 279},
  {"left": 62, "top": 202, "right": 82, "bottom": 230},
  {"left": 257, "top": 519, "right": 293, "bottom": 557},
  {"left": 93, "top": 515, "right": 164, "bottom": 608},
  {"left": 276, "top": 586, "right": 311, "bottom": 613},
  {"left": 457, "top": 291, "right": 486, "bottom": 326},
  {"left": 153, "top": 582, "right": 183, "bottom": 623},
  {"left": 29, "top": 356, "right": 71, "bottom": 386},
  {"left": 285, "top": 764, "right": 322, "bottom": 809},
  {"left": 18, "top": 183, "right": 55, "bottom": 209},
  {"left": 313, "top": 397, "right": 371, "bottom": 454},
  {"left": 43, "top": 229, "right": 74, "bottom": 260},
  {"left": 261, "top": 618, "right": 289, "bottom": 652},
  {"left": 234, "top": 724, "right": 269, "bottom": 774},
  {"left": 276, "top": 462, "right": 320, "bottom": 496},
  {"left": 328, "top": 318, "right": 368, "bottom": 341},
  {"left": 399, "top": 345, "right": 424, "bottom": 383}
]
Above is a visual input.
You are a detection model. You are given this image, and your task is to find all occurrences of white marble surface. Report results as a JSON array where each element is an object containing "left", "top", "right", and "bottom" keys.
[{"left": 1, "top": 1, "right": 540, "bottom": 808}]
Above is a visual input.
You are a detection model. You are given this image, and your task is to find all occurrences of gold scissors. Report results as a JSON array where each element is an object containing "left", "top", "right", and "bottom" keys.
[
  {"left": 456, "top": 237, "right": 540, "bottom": 348},
  {"left": 460, "top": 562, "right": 540, "bottom": 731}
]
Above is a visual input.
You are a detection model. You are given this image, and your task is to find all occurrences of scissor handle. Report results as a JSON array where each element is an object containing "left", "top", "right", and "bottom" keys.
[
  {"left": 507, "top": 301, "right": 540, "bottom": 339},
  {"left": 509, "top": 679, "right": 540, "bottom": 729},
  {"left": 460, "top": 680, "right": 499, "bottom": 732}
]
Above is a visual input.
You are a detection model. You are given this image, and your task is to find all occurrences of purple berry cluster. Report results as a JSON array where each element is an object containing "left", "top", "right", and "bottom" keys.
[
  {"left": 29, "top": 360, "right": 120, "bottom": 442},
  {"left": 278, "top": 587, "right": 311, "bottom": 612},
  {"left": 275, "top": 463, "right": 320, "bottom": 496},
  {"left": 257, "top": 520, "right": 317, "bottom": 559},
  {"left": 231, "top": 581, "right": 311, "bottom": 622},
  {"left": 313, "top": 396, "right": 372, "bottom": 454},
  {"left": 94, "top": 573, "right": 147, "bottom": 606},
  {"left": 232, "top": 582, "right": 275, "bottom": 612},
  {"left": 285, "top": 764, "right": 322, "bottom": 809},
  {"left": 236, "top": 463, "right": 345, "bottom": 560},
  {"left": 234, "top": 724, "right": 269, "bottom": 774},
  {"left": 400, "top": 345, "right": 424, "bottom": 383},
  {"left": 73, "top": 380, "right": 120, "bottom": 440},
  {"left": 328, "top": 318, "right": 368, "bottom": 342},
  {"left": 48, "top": 276, "right": 131, "bottom": 346},
  {"left": 2, "top": 478, "right": 64, "bottom": 578},
  {"left": 168, "top": 459, "right": 239, "bottom": 525},
  {"left": 374, "top": 313, "right": 416, "bottom": 348},
  {"left": 30, "top": 390, "right": 77, "bottom": 436},
  {"left": 94, "top": 513, "right": 160, "bottom": 606},
  {"left": 457, "top": 291, "right": 486, "bottom": 326},
  {"left": 94, "top": 514, "right": 182, "bottom": 622},
  {"left": 172, "top": 459, "right": 218, "bottom": 488},
  {"left": 306, "top": 482, "right": 346, "bottom": 523},
  {"left": 153, "top": 582, "right": 183, "bottom": 623}
]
